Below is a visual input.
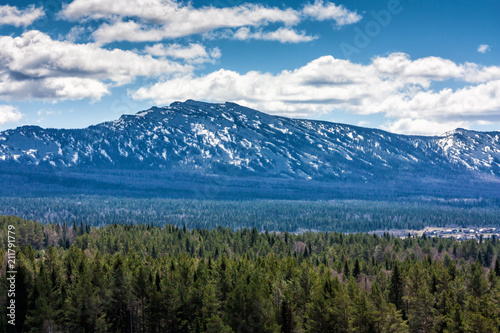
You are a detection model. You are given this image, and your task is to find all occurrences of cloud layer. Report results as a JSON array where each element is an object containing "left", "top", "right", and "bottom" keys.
[
  {"left": 144, "top": 43, "right": 221, "bottom": 64},
  {"left": 59, "top": 0, "right": 361, "bottom": 44},
  {"left": 0, "top": 31, "right": 191, "bottom": 100},
  {"left": 231, "top": 27, "right": 317, "bottom": 43},
  {"left": 0, "top": 2, "right": 498, "bottom": 135},
  {"left": 132, "top": 53, "right": 500, "bottom": 135}
]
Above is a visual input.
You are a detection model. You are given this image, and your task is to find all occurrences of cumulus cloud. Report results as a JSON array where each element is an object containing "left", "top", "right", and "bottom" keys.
[
  {"left": 0, "top": 31, "right": 191, "bottom": 101},
  {"left": 60, "top": 0, "right": 299, "bottom": 25},
  {"left": 232, "top": 27, "right": 317, "bottom": 43},
  {"left": 65, "top": 26, "right": 90, "bottom": 42},
  {"left": 378, "top": 80, "right": 500, "bottom": 119},
  {"left": 144, "top": 43, "right": 221, "bottom": 64},
  {"left": 477, "top": 44, "right": 490, "bottom": 53},
  {"left": 0, "top": 4, "right": 44, "bottom": 27},
  {"left": 476, "top": 120, "right": 493, "bottom": 126},
  {"left": 0, "top": 105, "right": 23, "bottom": 125},
  {"left": 132, "top": 53, "right": 500, "bottom": 135},
  {"left": 381, "top": 118, "right": 468, "bottom": 136},
  {"left": 302, "top": 0, "right": 362, "bottom": 25},
  {"left": 62, "top": 0, "right": 300, "bottom": 44},
  {"left": 59, "top": 0, "right": 360, "bottom": 44}
]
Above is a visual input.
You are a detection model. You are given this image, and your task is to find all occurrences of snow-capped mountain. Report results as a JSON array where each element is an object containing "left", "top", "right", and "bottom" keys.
[{"left": 0, "top": 100, "right": 499, "bottom": 192}]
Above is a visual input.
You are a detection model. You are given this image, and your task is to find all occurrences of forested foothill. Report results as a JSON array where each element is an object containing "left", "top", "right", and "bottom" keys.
[{"left": 1, "top": 215, "right": 500, "bottom": 332}]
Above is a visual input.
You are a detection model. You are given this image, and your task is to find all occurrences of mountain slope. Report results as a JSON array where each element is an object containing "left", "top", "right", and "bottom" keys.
[{"left": 0, "top": 100, "right": 499, "bottom": 198}]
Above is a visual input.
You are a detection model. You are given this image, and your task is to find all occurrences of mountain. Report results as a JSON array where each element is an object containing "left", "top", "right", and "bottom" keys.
[{"left": 1, "top": 100, "right": 499, "bottom": 199}]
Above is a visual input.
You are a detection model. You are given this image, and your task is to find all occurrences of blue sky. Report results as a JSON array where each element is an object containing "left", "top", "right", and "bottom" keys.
[{"left": 0, "top": 0, "right": 499, "bottom": 135}]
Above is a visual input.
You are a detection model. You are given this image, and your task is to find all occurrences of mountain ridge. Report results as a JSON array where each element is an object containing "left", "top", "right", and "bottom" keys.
[{"left": 1, "top": 100, "right": 499, "bottom": 198}]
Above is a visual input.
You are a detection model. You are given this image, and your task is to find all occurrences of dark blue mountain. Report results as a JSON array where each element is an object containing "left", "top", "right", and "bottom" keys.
[{"left": 1, "top": 100, "right": 499, "bottom": 198}]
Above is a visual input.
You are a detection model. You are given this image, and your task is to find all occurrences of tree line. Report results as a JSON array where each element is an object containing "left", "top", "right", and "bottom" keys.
[{"left": 1, "top": 196, "right": 499, "bottom": 233}]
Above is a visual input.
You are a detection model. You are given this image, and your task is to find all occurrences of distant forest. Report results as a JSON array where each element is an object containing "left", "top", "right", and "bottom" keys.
[
  {"left": 1, "top": 196, "right": 499, "bottom": 233},
  {"left": 1, "top": 215, "right": 499, "bottom": 332}
]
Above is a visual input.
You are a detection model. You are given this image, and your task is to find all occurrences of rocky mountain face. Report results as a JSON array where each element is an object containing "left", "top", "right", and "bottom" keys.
[{"left": 0, "top": 100, "right": 499, "bottom": 198}]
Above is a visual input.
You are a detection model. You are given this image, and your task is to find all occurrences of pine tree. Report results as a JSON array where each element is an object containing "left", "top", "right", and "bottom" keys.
[
  {"left": 146, "top": 272, "right": 165, "bottom": 333},
  {"left": 305, "top": 274, "right": 350, "bottom": 333},
  {"left": 494, "top": 257, "right": 500, "bottom": 277},
  {"left": 106, "top": 256, "right": 132, "bottom": 332},
  {"left": 370, "top": 282, "right": 408, "bottom": 333},
  {"left": 446, "top": 304, "right": 465, "bottom": 333},
  {"left": 464, "top": 294, "right": 499, "bottom": 332},
  {"left": 134, "top": 266, "right": 149, "bottom": 333},
  {"left": 388, "top": 261, "right": 404, "bottom": 314},
  {"left": 468, "top": 261, "right": 487, "bottom": 298},
  {"left": 353, "top": 259, "right": 361, "bottom": 279},
  {"left": 405, "top": 263, "right": 436, "bottom": 332},
  {"left": 24, "top": 263, "right": 61, "bottom": 332},
  {"left": 12, "top": 263, "right": 30, "bottom": 333},
  {"left": 349, "top": 282, "right": 376, "bottom": 332},
  {"left": 343, "top": 260, "right": 351, "bottom": 279}
]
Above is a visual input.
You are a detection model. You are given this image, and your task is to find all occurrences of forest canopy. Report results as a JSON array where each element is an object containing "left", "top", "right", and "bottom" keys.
[{"left": 1, "top": 215, "right": 499, "bottom": 332}]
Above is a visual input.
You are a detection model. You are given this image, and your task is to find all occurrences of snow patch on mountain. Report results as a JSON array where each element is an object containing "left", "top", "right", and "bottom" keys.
[{"left": 0, "top": 100, "right": 498, "bottom": 181}]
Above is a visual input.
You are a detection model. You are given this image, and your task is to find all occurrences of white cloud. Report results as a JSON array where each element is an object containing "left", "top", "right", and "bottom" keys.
[
  {"left": 209, "top": 48, "right": 222, "bottom": 59},
  {"left": 372, "top": 53, "right": 464, "bottom": 86},
  {"left": 232, "top": 27, "right": 317, "bottom": 43},
  {"left": 65, "top": 26, "right": 89, "bottom": 42},
  {"left": 476, "top": 120, "right": 493, "bottom": 126},
  {"left": 59, "top": 0, "right": 360, "bottom": 44},
  {"left": 382, "top": 118, "right": 468, "bottom": 136},
  {"left": 0, "top": 31, "right": 191, "bottom": 101},
  {"left": 0, "top": 4, "right": 44, "bottom": 27},
  {"left": 91, "top": 21, "right": 167, "bottom": 44},
  {"left": 462, "top": 63, "right": 500, "bottom": 83},
  {"left": 37, "top": 109, "right": 61, "bottom": 116},
  {"left": 477, "top": 44, "right": 490, "bottom": 53},
  {"left": 132, "top": 53, "right": 500, "bottom": 134},
  {"left": 0, "top": 105, "right": 23, "bottom": 125},
  {"left": 302, "top": 0, "right": 362, "bottom": 26},
  {"left": 371, "top": 53, "right": 500, "bottom": 84},
  {"left": 378, "top": 80, "right": 500, "bottom": 119},
  {"left": 144, "top": 43, "right": 221, "bottom": 64},
  {"left": 62, "top": 0, "right": 300, "bottom": 44},
  {"left": 61, "top": 0, "right": 300, "bottom": 26}
]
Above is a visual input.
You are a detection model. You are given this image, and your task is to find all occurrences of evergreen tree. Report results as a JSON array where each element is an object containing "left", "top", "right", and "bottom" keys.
[
  {"left": 405, "top": 263, "right": 436, "bottom": 332},
  {"left": 305, "top": 274, "right": 350, "bottom": 333},
  {"left": 388, "top": 261, "right": 404, "bottom": 314},
  {"left": 343, "top": 260, "right": 351, "bottom": 279},
  {"left": 106, "top": 256, "right": 132, "bottom": 332},
  {"left": 353, "top": 259, "right": 361, "bottom": 279},
  {"left": 494, "top": 257, "right": 500, "bottom": 277}
]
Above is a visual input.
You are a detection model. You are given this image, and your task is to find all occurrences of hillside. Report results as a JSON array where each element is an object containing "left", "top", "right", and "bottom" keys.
[{"left": 0, "top": 100, "right": 499, "bottom": 198}]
